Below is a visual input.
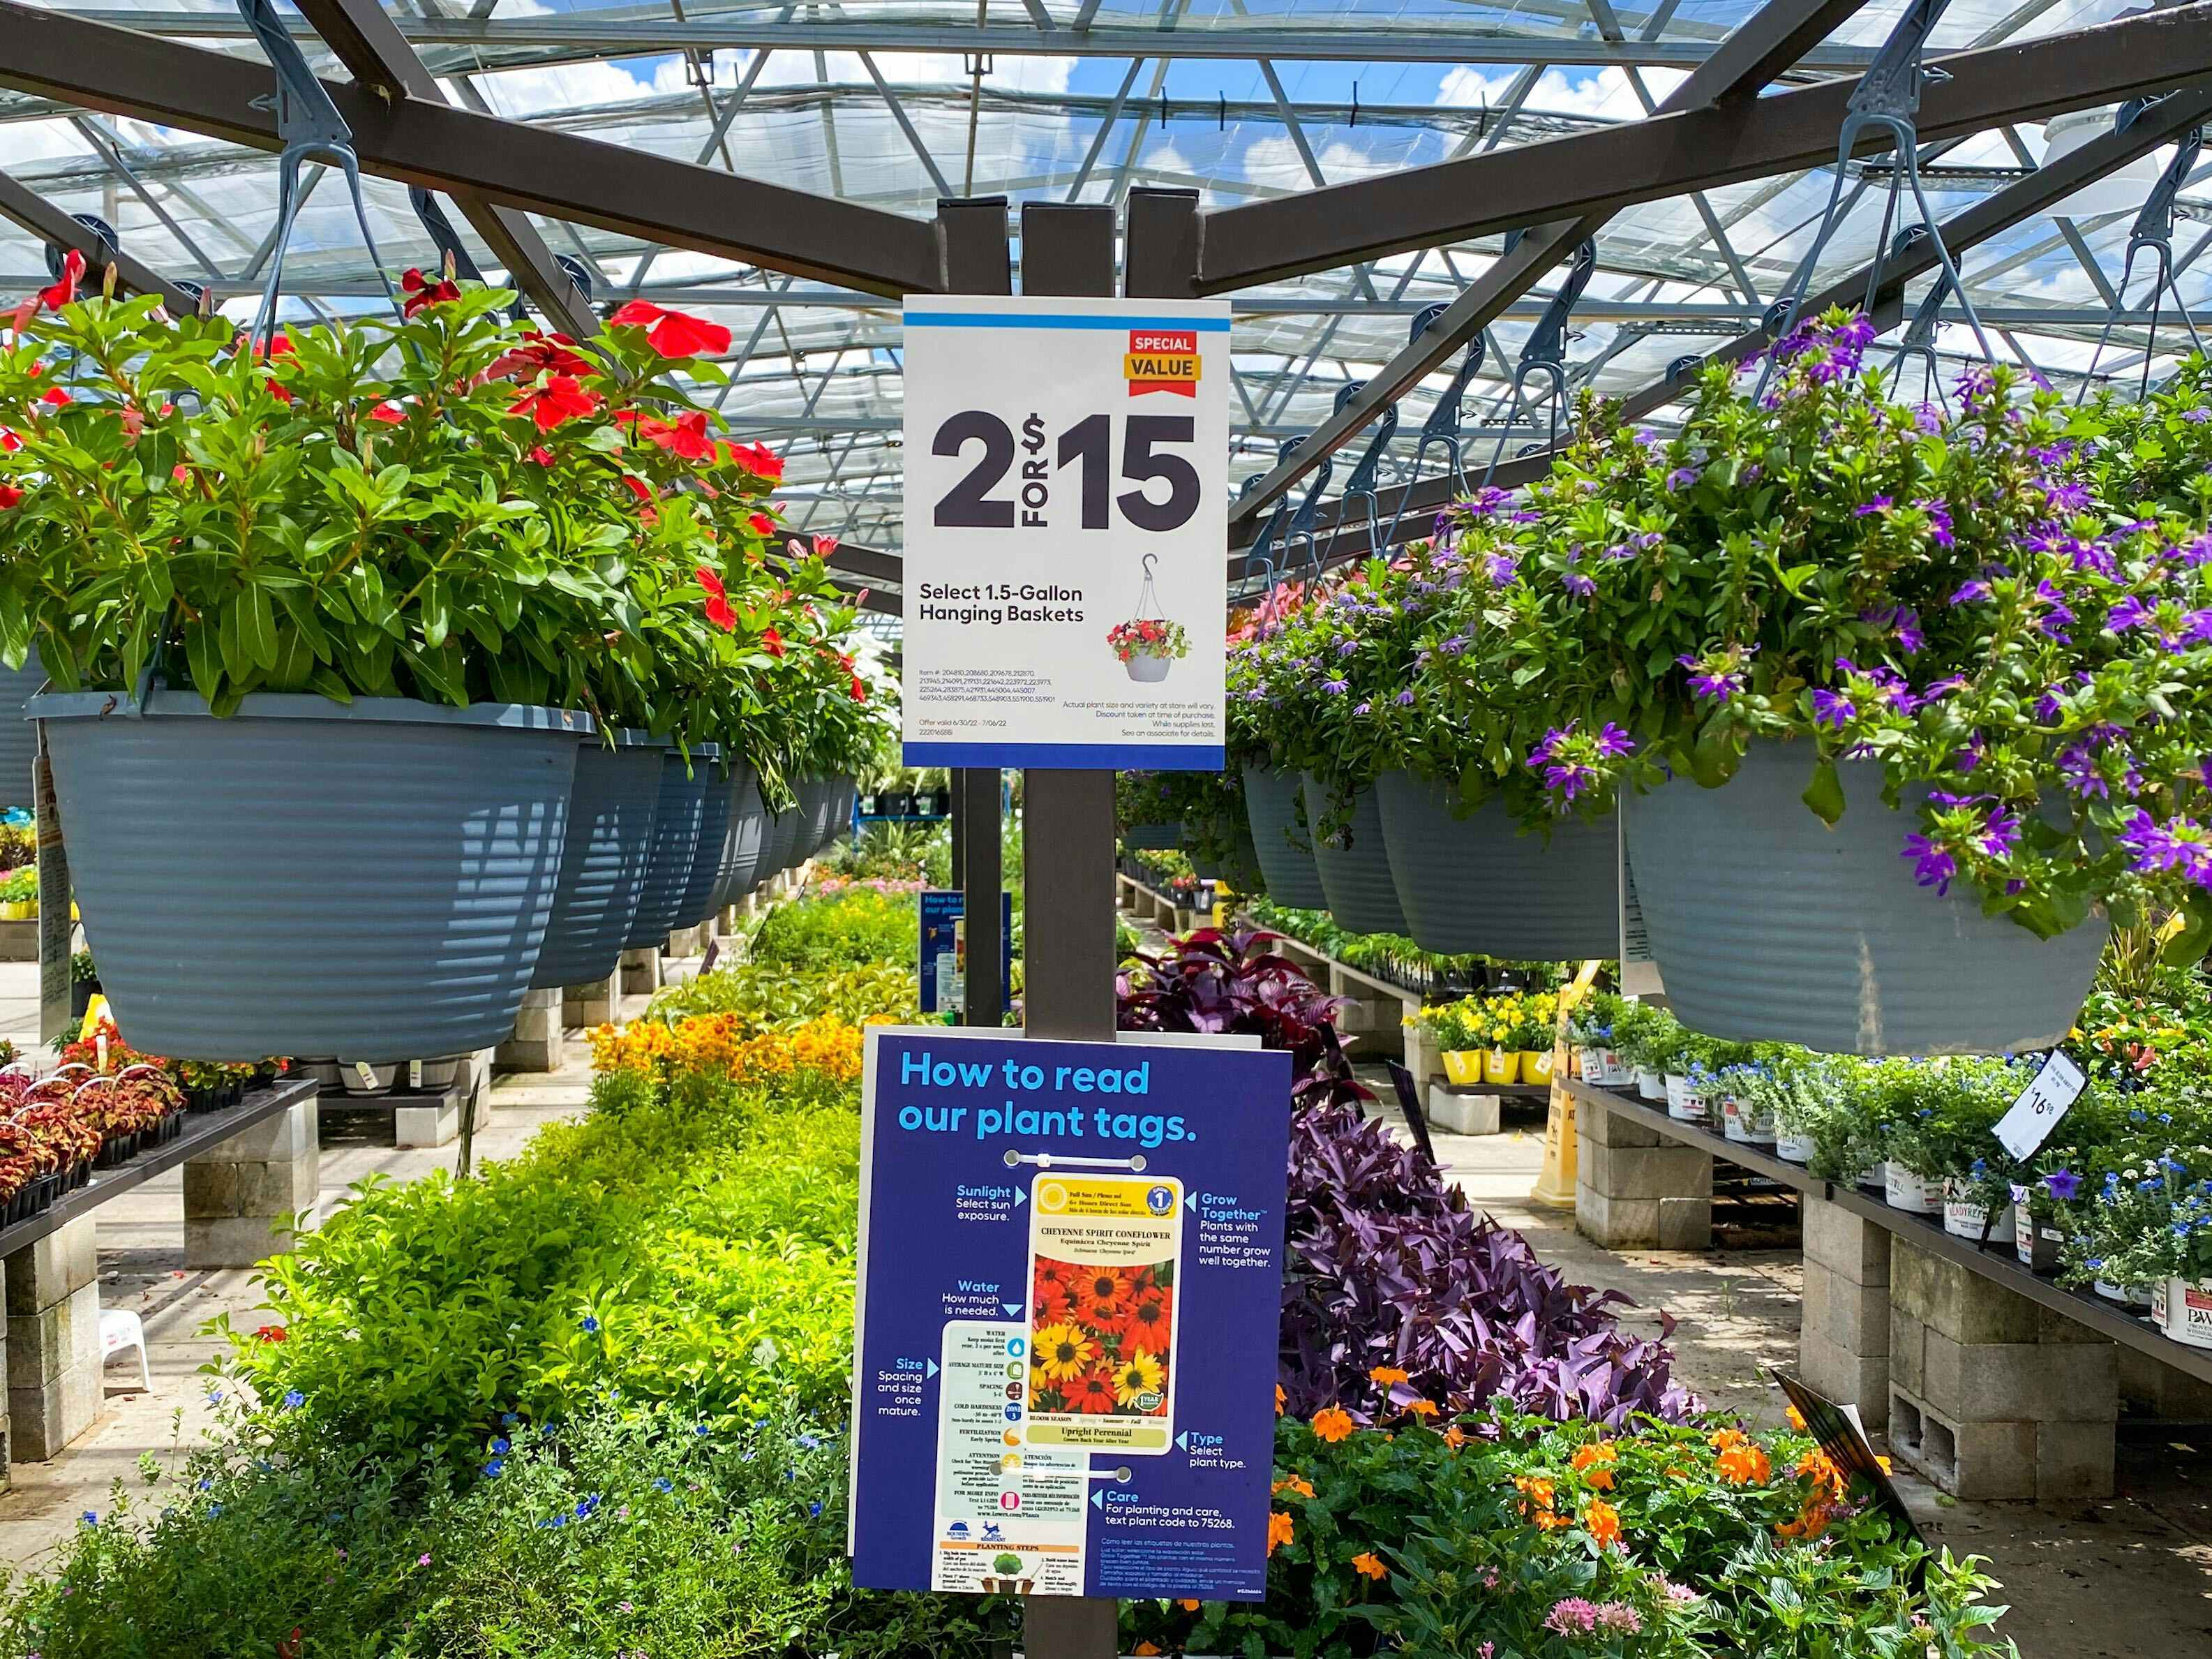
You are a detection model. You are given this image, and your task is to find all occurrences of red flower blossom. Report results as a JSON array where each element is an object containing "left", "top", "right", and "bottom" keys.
[
  {"left": 170, "top": 463, "right": 189, "bottom": 483},
  {"left": 0, "top": 429, "right": 20, "bottom": 452},
  {"left": 366, "top": 401, "right": 405, "bottom": 424},
  {"left": 786, "top": 533, "right": 839, "bottom": 562},
  {"left": 36, "top": 385, "right": 70, "bottom": 410},
  {"left": 528, "top": 445, "right": 555, "bottom": 467},
  {"left": 697, "top": 565, "right": 737, "bottom": 632},
  {"left": 627, "top": 408, "right": 716, "bottom": 463},
  {"left": 268, "top": 381, "right": 293, "bottom": 406},
  {"left": 485, "top": 331, "right": 595, "bottom": 382},
  {"left": 608, "top": 299, "right": 733, "bottom": 359},
  {"left": 507, "top": 374, "right": 601, "bottom": 433},
  {"left": 252, "top": 1323, "right": 288, "bottom": 1344},
  {"left": 722, "top": 440, "right": 784, "bottom": 482},
  {"left": 0, "top": 483, "right": 22, "bottom": 510},
  {"left": 747, "top": 511, "right": 775, "bottom": 537},
  {"left": 849, "top": 675, "right": 869, "bottom": 704},
  {"left": 761, "top": 627, "right": 784, "bottom": 658},
  {"left": 621, "top": 475, "right": 655, "bottom": 505},
  {"left": 399, "top": 267, "right": 461, "bottom": 318},
  {"left": 1068, "top": 1369, "right": 1121, "bottom": 1415},
  {"left": 10, "top": 248, "right": 83, "bottom": 332}
]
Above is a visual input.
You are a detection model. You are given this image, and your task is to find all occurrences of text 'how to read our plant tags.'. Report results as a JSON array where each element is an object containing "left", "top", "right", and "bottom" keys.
[{"left": 900, "top": 295, "right": 1232, "bottom": 772}]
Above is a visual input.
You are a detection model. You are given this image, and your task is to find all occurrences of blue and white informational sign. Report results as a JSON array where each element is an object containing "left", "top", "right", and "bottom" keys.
[
  {"left": 918, "top": 888, "right": 1015, "bottom": 1017},
  {"left": 899, "top": 295, "right": 1231, "bottom": 771},
  {"left": 849, "top": 1027, "right": 1291, "bottom": 1601}
]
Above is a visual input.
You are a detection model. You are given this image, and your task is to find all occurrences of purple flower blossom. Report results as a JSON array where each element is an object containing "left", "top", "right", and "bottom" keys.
[
  {"left": 1913, "top": 402, "right": 1942, "bottom": 434},
  {"left": 1320, "top": 678, "right": 1350, "bottom": 695},
  {"left": 2058, "top": 741, "right": 2109, "bottom": 798},
  {"left": 2042, "top": 479, "right": 2093, "bottom": 514},
  {"left": 2043, "top": 1168, "right": 2082, "bottom": 1203},
  {"left": 1352, "top": 701, "right": 1371, "bottom": 715},
  {"left": 2119, "top": 808, "right": 2212, "bottom": 892},
  {"left": 2033, "top": 580, "right": 2075, "bottom": 641},
  {"left": 1811, "top": 687, "right": 1855, "bottom": 729},
  {"left": 1484, "top": 551, "right": 1519, "bottom": 586},
  {"left": 1334, "top": 638, "right": 1357, "bottom": 657},
  {"left": 1666, "top": 466, "right": 1701, "bottom": 491},
  {"left": 2185, "top": 408, "right": 2212, "bottom": 426},
  {"left": 1461, "top": 485, "right": 1512, "bottom": 516},
  {"left": 1677, "top": 646, "right": 1752, "bottom": 702},
  {"left": 1976, "top": 807, "right": 2022, "bottom": 858},
  {"left": 1918, "top": 500, "right": 1955, "bottom": 548},
  {"left": 1855, "top": 496, "right": 1894, "bottom": 517},
  {"left": 1950, "top": 578, "right": 1991, "bottom": 606},
  {"left": 1393, "top": 689, "right": 1415, "bottom": 707},
  {"left": 1901, "top": 833, "right": 1956, "bottom": 894},
  {"left": 1440, "top": 634, "right": 1470, "bottom": 656}
]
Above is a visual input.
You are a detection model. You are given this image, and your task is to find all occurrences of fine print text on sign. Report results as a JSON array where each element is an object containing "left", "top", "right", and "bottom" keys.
[
  {"left": 849, "top": 1029, "right": 1292, "bottom": 1601},
  {"left": 900, "top": 297, "right": 1232, "bottom": 771},
  {"left": 1992, "top": 1048, "right": 2088, "bottom": 1162}
]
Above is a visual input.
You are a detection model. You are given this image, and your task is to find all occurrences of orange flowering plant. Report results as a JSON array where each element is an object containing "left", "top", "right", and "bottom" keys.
[{"left": 1126, "top": 1408, "right": 2012, "bottom": 1659}]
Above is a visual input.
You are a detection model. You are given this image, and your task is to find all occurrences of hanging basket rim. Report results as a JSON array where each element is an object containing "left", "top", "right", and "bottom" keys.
[{"left": 29, "top": 686, "right": 595, "bottom": 737}]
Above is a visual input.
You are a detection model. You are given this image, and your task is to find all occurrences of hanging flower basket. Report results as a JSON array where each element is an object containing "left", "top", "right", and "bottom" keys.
[
  {"left": 1624, "top": 741, "right": 2106, "bottom": 1054},
  {"left": 31, "top": 688, "right": 589, "bottom": 1061},
  {"left": 1375, "top": 770, "right": 1619, "bottom": 959},
  {"left": 710, "top": 766, "right": 770, "bottom": 912},
  {"left": 531, "top": 731, "right": 665, "bottom": 992},
  {"left": 627, "top": 744, "right": 719, "bottom": 949},
  {"left": 1300, "top": 775, "right": 1408, "bottom": 937},
  {"left": 1109, "top": 618, "right": 1189, "bottom": 683},
  {"left": 1240, "top": 764, "right": 1326, "bottom": 908},
  {"left": 0, "top": 648, "right": 40, "bottom": 812},
  {"left": 668, "top": 757, "right": 738, "bottom": 930}
]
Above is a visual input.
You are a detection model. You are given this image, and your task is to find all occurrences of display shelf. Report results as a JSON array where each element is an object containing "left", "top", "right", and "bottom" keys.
[
  {"left": 1561, "top": 1076, "right": 2212, "bottom": 1388},
  {"left": 0, "top": 1077, "right": 317, "bottom": 1260}
]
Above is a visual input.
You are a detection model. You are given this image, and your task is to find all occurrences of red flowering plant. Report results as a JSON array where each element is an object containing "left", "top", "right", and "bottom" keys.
[
  {"left": 0, "top": 274, "right": 853, "bottom": 759},
  {"left": 1106, "top": 616, "right": 1190, "bottom": 663}
]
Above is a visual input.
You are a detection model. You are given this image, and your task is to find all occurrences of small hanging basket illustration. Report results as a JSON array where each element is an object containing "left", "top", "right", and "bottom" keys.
[{"left": 1108, "top": 554, "right": 1190, "bottom": 683}]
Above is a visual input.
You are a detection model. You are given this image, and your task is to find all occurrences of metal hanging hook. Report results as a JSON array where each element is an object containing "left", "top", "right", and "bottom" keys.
[
  {"left": 1383, "top": 305, "right": 1488, "bottom": 551},
  {"left": 1753, "top": 0, "right": 1995, "bottom": 405},
  {"left": 236, "top": 0, "right": 403, "bottom": 350},
  {"left": 1481, "top": 237, "right": 1594, "bottom": 486},
  {"left": 2075, "top": 103, "right": 2205, "bottom": 402},
  {"left": 1332, "top": 376, "right": 1402, "bottom": 561}
]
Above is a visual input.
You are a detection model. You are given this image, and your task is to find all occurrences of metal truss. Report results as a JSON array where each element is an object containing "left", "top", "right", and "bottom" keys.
[{"left": 3, "top": 0, "right": 2211, "bottom": 562}]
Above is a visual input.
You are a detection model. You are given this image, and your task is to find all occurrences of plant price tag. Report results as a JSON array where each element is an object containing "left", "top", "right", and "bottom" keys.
[
  {"left": 899, "top": 296, "right": 1232, "bottom": 771},
  {"left": 1992, "top": 1050, "right": 2088, "bottom": 1161}
]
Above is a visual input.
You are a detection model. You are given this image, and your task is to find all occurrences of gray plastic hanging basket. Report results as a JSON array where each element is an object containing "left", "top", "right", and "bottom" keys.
[
  {"left": 762, "top": 793, "right": 802, "bottom": 875},
  {"left": 712, "top": 766, "right": 770, "bottom": 909},
  {"left": 31, "top": 687, "right": 589, "bottom": 1061},
  {"left": 1623, "top": 739, "right": 2109, "bottom": 1055},
  {"left": 626, "top": 743, "right": 719, "bottom": 948},
  {"left": 0, "top": 648, "right": 40, "bottom": 812},
  {"left": 1241, "top": 763, "right": 1327, "bottom": 908},
  {"left": 1376, "top": 770, "right": 1620, "bottom": 959},
  {"left": 669, "top": 757, "right": 738, "bottom": 930},
  {"left": 1301, "top": 774, "right": 1409, "bottom": 937},
  {"left": 1120, "top": 823, "right": 1181, "bottom": 850},
  {"left": 798, "top": 774, "right": 837, "bottom": 857},
  {"left": 532, "top": 732, "right": 665, "bottom": 991}
]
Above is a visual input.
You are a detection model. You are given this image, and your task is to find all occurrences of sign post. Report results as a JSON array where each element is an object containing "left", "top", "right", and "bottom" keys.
[
  {"left": 849, "top": 1027, "right": 1293, "bottom": 1607},
  {"left": 886, "top": 191, "right": 1220, "bottom": 1658}
]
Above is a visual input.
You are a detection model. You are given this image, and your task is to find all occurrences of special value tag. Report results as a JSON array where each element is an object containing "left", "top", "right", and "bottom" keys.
[{"left": 1992, "top": 1049, "right": 2088, "bottom": 1161}]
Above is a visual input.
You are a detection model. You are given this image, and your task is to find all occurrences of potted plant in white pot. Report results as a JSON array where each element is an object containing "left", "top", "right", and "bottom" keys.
[
  {"left": 0, "top": 278, "right": 811, "bottom": 1059},
  {"left": 1427, "top": 312, "right": 2212, "bottom": 1055}
]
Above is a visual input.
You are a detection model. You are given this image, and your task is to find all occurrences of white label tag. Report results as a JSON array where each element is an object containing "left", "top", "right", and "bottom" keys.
[
  {"left": 408, "top": 1059, "right": 423, "bottom": 1090},
  {"left": 350, "top": 1060, "right": 382, "bottom": 1091},
  {"left": 1993, "top": 1050, "right": 2087, "bottom": 1162}
]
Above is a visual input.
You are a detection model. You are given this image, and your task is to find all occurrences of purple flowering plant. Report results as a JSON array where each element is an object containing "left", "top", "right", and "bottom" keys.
[{"left": 1412, "top": 311, "right": 2212, "bottom": 953}]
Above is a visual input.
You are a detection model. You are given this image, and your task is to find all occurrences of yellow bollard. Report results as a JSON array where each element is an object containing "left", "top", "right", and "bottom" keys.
[{"left": 1530, "top": 960, "right": 1602, "bottom": 1209}]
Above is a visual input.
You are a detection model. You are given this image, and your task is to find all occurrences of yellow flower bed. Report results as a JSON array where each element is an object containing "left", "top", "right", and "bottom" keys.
[{"left": 590, "top": 1013, "right": 884, "bottom": 1087}]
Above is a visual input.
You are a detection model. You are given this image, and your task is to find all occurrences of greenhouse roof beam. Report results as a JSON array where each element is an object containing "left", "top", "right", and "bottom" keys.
[
  {"left": 1239, "top": 76, "right": 2212, "bottom": 576},
  {"left": 55, "top": 9, "right": 1883, "bottom": 71},
  {"left": 0, "top": 1, "right": 941, "bottom": 297},
  {"left": 0, "top": 164, "right": 203, "bottom": 313},
  {"left": 1221, "top": 0, "right": 1883, "bottom": 528},
  {"left": 289, "top": 0, "right": 595, "bottom": 336}
]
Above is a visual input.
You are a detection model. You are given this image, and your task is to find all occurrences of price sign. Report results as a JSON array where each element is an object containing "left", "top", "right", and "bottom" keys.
[
  {"left": 1992, "top": 1048, "right": 2088, "bottom": 1161},
  {"left": 901, "top": 297, "right": 1232, "bottom": 770}
]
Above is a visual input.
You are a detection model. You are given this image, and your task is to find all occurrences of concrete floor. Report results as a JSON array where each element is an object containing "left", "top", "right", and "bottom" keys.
[{"left": 6, "top": 941, "right": 2212, "bottom": 1652}]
